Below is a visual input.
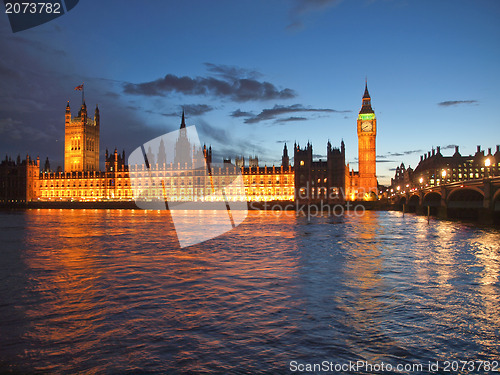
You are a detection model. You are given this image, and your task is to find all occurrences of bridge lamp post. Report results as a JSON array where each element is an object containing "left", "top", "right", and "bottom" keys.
[
  {"left": 441, "top": 169, "right": 447, "bottom": 183},
  {"left": 485, "top": 158, "right": 491, "bottom": 179},
  {"left": 419, "top": 177, "right": 424, "bottom": 188}
]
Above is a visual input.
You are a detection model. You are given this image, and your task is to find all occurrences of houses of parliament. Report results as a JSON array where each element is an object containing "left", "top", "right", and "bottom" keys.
[{"left": 0, "top": 85, "right": 379, "bottom": 204}]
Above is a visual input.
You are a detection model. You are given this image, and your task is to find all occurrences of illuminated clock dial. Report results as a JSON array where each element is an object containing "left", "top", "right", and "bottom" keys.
[{"left": 361, "top": 121, "right": 373, "bottom": 132}]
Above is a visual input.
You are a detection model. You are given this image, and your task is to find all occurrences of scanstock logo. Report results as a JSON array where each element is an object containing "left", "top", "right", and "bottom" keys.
[
  {"left": 4, "top": 0, "right": 79, "bottom": 33},
  {"left": 128, "top": 126, "right": 248, "bottom": 248}
]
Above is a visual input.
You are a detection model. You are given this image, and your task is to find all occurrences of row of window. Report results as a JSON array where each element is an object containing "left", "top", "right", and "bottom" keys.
[
  {"left": 41, "top": 190, "right": 130, "bottom": 197},
  {"left": 69, "top": 137, "right": 96, "bottom": 152}
]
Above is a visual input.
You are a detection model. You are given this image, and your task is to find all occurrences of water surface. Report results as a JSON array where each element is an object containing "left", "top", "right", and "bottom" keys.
[{"left": 0, "top": 209, "right": 499, "bottom": 374}]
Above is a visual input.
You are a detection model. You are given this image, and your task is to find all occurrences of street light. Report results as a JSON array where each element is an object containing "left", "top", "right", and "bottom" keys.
[
  {"left": 485, "top": 158, "right": 491, "bottom": 167},
  {"left": 419, "top": 177, "right": 424, "bottom": 184},
  {"left": 441, "top": 169, "right": 447, "bottom": 184}
]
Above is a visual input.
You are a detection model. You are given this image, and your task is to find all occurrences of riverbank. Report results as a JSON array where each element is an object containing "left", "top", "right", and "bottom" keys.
[{"left": 0, "top": 200, "right": 394, "bottom": 211}]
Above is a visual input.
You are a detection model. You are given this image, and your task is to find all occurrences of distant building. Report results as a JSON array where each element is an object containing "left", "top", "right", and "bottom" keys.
[
  {"left": 390, "top": 145, "right": 500, "bottom": 194},
  {"left": 391, "top": 163, "right": 413, "bottom": 189},
  {"left": 0, "top": 155, "right": 39, "bottom": 202}
]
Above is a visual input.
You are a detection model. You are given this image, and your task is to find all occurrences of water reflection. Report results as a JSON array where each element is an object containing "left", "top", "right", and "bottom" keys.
[{"left": 0, "top": 209, "right": 498, "bottom": 374}]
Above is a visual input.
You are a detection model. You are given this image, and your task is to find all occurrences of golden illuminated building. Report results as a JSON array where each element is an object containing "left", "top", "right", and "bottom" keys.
[
  {"left": 34, "top": 104, "right": 295, "bottom": 203},
  {"left": 1, "top": 84, "right": 378, "bottom": 203},
  {"left": 127, "top": 162, "right": 294, "bottom": 203},
  {"left": 64, "top": 101, "right": 100, "bottom": 172},
  {"left": 355, "top": 82, "right": 377, "bottom": 198}
]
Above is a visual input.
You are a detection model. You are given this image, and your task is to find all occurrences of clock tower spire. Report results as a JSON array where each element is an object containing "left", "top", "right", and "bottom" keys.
[{"left": 357, "top": 82, "right": 377, "bottom": 198}]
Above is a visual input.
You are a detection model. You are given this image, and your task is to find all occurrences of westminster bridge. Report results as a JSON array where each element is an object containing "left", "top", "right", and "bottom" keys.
[{"left": 390, "top": 176, "right": 500, "bottom": 224}]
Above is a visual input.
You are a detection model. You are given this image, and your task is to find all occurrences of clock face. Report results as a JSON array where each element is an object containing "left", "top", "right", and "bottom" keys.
[{"left": 361, "top": 121, "right": 373, "bottom": 132}]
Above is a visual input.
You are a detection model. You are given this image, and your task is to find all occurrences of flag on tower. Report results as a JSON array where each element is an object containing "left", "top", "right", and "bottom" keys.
[{"left": 74, "top": 84, "right": 83, "bottom": 91}]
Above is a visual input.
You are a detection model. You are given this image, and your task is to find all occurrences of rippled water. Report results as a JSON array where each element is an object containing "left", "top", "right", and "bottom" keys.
[{"left": 0, "top": 209, "right": 499, "bottom": 374}]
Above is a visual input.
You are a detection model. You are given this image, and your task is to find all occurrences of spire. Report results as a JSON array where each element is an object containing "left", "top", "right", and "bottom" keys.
[
  {"left": 44, "top": 156, "right": 50, "bottom": 172},
  {"left": 363, "top": 79, "right": 370, "bottom": 99},
  {"left": 80, "top": 101, "right": 87, "bottom": 117},
  {"left": 180, "top": 109, "right": 186, "bottom": 129},
  {"left": 359, "top": 81, "right": 374, "bottom": 114},
  {"left": 66, "top": 101, "right": 70, "bottom": 111}
]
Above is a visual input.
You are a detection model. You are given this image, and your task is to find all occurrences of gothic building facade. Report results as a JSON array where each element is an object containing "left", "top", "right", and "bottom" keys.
[
  {"left": 293, "top": 140, "right": 346, "bottom": 203},
  {"left": 64, "top": 101, "right": 100, "bottom": 172},
  {"left": 356, "top": 83, "right": 377, "bottom": 196},
  {"left": 390, "top": 145, "right": 500, "bottom": 195},
  {"left": 293, "top": 83, "right": 378, "bottom": 202},
  {"left": 1, "top": 84, "right": 379, "bottom": 204}
]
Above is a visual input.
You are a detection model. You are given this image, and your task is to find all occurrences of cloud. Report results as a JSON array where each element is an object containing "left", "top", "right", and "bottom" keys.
[
  {"left": 10, "top": 36, "right": 66, "bottom": 57},
  {"left": 123, "top": 64, "right": 296, "bottom": 102},
  {"left": 183, "top": 104, "right": 214, "bottom": 116},
  {"left": 0, "top": 59, "right": 21, "bottom": 80},
  {"left": 440, "top": 144, "right": 457, "bottom": 150},
  {"left": 231, "top": 109, "right": 254, "bottom": 118},
  {"left": 204, "top": 63, "right": 262, "bottom": 80},
  {"left": 104, "top": 91, "right": 120, "bottom": 99},
  {"left": 291, "top": 0, "right": 342, "bottom": 15},
  {"left": 286, "top": 20, "right": 304, "bottom": 31},
  {"left": 195, "top": 119, "right": 271, "bottom": 162},
  {"left": 275, "top": 116, "right": 307, "bottom": 124},
  {"left": 162, "top": 104, "right": 214, "bottom": 117},
  {"left": 287, "top": 0, "right": 342, "bottom": 30},
  {"left": 0, "top": 117, "right": 53, "bottom": 141},
  {"left": 437, "top": 100, "right": 478, "bottom": 107},
  {"left": 243, "top": 104, "right": 350, "bottom": 124},
  {"left": 377, "top": 159, "right": 399, "bottom": 163},
  {"left": 0, "top": 24, "right": 170, "bottom": 169},
  {"left": 276, "top": 140, "right": 291, "bottom": 144},
  {"left": 377, "top": 149, "right": 423, "bottom": 159},
  {"left": 196, "top": 120, "right": 232, "bottom": 145}
]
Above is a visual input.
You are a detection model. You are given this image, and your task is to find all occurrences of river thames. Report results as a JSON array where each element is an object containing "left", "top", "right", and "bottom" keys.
[{"left": 0, "top": 209, "right": 499, "bottom": 374}]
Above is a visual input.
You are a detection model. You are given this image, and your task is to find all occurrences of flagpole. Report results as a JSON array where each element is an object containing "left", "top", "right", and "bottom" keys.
[{"left": 82, "top": 82, "right": 85, "bottom": 105}]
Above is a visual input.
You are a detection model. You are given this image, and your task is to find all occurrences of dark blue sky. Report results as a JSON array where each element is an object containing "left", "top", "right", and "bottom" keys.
[{"left": 1, "top": 0, "right": 499, "bottom": 184}]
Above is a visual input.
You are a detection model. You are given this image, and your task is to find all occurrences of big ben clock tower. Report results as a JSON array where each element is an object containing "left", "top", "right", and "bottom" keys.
[{"left": 357, "top": 82, "right": 377, "bottom": 197}]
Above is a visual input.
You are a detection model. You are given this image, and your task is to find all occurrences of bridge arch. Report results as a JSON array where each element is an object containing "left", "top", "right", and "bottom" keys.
[
  {"left": 493, "top": 189, "right": 500, "bottom": 224},
  {"left": 423, "top": 191, "right": 441, "bottom": 215},
  {"left": 447, "top": 186, "right": 484, "bottom": 200},
  {"left": 407, "top": 194, "right": 420, "bottom": 213},
  {"left": 447, "top": 188, "right": 484, "bottom": 220},
  {"left": 423, "top": 191, "right": 441, "bottom": 202},
  {"left": 393, "top": 195, "right": 407, "bottom": 211},
  {"left": 492, "top": 188, "right": 500, "bottom": 203},
  {"left": 447, "top": 188, "right": 484, "bottom": 203}
]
